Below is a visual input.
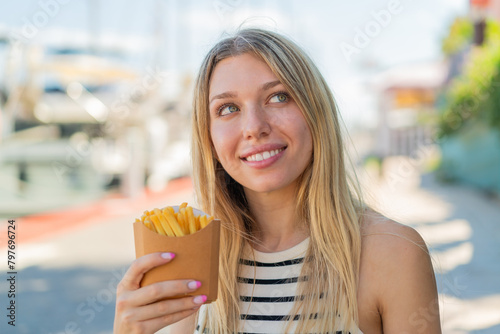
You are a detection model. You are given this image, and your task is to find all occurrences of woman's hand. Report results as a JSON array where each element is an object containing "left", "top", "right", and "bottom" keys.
[{"left": 113, "top": 252, "right": 206, "bottom": 334}]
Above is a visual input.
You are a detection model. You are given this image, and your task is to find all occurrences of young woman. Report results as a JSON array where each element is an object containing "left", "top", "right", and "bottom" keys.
[{"left": 114, "top": 28, "right": 441, "bottom": 333}]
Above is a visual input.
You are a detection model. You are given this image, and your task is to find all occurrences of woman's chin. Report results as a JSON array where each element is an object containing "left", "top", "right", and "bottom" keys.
[{"left": 242, "top": 179, "right": 298, "bottom": 197}]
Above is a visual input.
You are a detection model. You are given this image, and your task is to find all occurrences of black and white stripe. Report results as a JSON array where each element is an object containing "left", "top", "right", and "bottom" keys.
[
  {"left": 195, "top": 238, "right": 359, "bottom": 333},
  {"left": 237, "top": 239, "right": 312, "bottom": 333}
]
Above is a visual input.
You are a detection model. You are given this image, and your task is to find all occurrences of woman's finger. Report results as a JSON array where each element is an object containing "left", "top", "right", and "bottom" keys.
[
  {"left": 126, "top": 279, "right": 203, "bottom": 307},
  {"left": 123, "top": 294, "right": 206, "bottom": 322},
  {"left": 118, "top": 252, "right": 175, "bottom": 292},
  {"left": 140, "top": 305, "right": 201, "bottom": 334}
]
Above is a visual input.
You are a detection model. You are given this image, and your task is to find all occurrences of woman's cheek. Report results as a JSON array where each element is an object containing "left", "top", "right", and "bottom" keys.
[{"left": 211, "top": 131, "right": 232, "bottom": 167}]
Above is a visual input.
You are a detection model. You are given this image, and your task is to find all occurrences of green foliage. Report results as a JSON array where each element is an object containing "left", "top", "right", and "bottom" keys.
[
  {"left": 438, "top": 20, "right": 500, "bottom": 138},
  {"left": 442, "top": 17, "right": 474, "bottom": 56}
]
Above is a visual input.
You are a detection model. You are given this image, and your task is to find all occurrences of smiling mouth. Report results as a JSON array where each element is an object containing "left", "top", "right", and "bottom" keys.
[{"left": 243, "top": 147, "right": 286, "bottom": 162}]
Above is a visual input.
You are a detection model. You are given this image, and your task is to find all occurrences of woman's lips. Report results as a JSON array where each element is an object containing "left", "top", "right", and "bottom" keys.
[
  {"left": 241, "top": 146, "right": 286, "bottom": 168},
  {"left": 243, "top": 147, "right": 285, "bottom": 162}
]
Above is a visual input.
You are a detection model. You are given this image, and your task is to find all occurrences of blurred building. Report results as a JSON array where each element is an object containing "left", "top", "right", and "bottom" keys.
[
  {"left": 372, "top": 61, "right": 446, "bottom": 161},
  {"left": 470, "top": 0, "right": 500, "bottom": 22}
]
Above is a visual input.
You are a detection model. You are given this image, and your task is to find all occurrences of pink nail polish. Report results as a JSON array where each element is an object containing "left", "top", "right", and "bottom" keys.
[
  {"left": 161, "top": 252, "right": 175, "bottom": 260},
  {"left": 193, "top": 295, "right": 207, "bottom": 304},
  {"left": 188, "top": 281, "right": 201, "bottom": 290}
]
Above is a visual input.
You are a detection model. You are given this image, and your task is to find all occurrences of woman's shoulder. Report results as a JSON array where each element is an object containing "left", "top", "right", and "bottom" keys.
[
  {"left": 358, "top": 209, "right": 431, "bottom": 282},
  {"left": 357, "top": 209, "right": 440, "bottom": 333},
  {"left": 359, "top": 209, "right": 427, "bottom": 251}
]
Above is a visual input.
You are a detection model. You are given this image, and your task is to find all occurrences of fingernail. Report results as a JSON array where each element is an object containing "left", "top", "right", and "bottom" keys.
[
  {"left": 193, "top": 295, "right": 207, "bottom": 304},
  {"left": 188, "top": 280, "right": 201, "bottom": 290},
  {"left": 161, "top": 252, "right": 175, "bottom": 260}
]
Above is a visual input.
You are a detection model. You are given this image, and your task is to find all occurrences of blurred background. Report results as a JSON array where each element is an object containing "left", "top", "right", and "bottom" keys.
[{"left": 0, "top": 0, "right": 499, "bottom": 333}]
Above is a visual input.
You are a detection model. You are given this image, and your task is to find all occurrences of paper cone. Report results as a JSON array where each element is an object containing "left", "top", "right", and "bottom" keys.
[{"left": 133, "top": 213, "right": 220, "bottom": 302}]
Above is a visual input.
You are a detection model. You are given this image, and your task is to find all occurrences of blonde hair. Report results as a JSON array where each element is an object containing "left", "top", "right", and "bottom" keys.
[{"left": 192, "top": 28, "right": 363, "bottom": 333}]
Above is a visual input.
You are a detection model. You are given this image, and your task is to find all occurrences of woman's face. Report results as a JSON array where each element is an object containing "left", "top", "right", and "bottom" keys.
[{"left": 208, "top": 53, "right": 313, "bottom": 195}]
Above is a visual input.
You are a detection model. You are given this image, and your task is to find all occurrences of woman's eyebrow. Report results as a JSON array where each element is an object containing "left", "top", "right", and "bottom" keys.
[
  {"left": 209, "top": 80, "right": 283, "bottom": 104},
  {"left": 261, "top": 80, "right": 282, "bottom": 91},
  {"left": 209, "top": 91, "right": 236, "bottom": 104}
]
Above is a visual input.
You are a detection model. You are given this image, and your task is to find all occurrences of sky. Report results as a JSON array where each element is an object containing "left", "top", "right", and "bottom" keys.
[{"left": 0, "top": 0, "right": 469, "bottom": 127}]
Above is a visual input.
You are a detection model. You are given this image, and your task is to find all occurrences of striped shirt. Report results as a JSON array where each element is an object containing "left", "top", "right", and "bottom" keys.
[
  {"left": 238, "top": 237, "right": 310, "bottom": 333},
  {"left": 196, "top": 237, "right": 362, "bottom": 333}
]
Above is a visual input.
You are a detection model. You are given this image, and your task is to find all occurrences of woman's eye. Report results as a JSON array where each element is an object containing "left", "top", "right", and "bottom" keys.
[
  {"left": 219, "top": 104, "right": 239, "bottom": 116},
  {"left": 269, "top": 93, "right": 289, "bottom": 103}
]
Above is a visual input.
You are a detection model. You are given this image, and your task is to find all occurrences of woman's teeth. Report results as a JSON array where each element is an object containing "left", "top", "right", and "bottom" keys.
[{"left": 245, "top": 148, "right": 284, "bottom": 162}]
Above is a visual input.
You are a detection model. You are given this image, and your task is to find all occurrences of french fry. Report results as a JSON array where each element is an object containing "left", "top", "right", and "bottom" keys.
[
  {"left": 154, "top": 208, "right": 175, "bottom": 237},
  {"left": 184, "top": 217, "right": 191, "bottom": 234},
  {"left": 149, "top": 219, "right": 158, "bottom": 233},
  {"left": 184, "top": 209, "right": 193, "bottom": 234},
  {"left": 161, "top": 208, "right": 179, "bottom": 235},
  {"left": 200, "top": 215, "right": 208, "bottom": 229},
  {"left": 144, "top": 220, "right": 156, "bottom": 233},
  {"left": 195, "top": 215, "right": 201, "bottom": 231},
  {"left": 137, "top": 204, "right": 215, "bottom": 236},
  {"left": 186, "top": 207, "right": 197, "bottom": 234},
  {"left": 163, "top": 209, "right": 185, "bottom": 236},
  {"left": 148, "top": 216, "right": 166, "bottom": 236},
  {"left": 177, "top": 209, "right": 189, "bottom": 235}
]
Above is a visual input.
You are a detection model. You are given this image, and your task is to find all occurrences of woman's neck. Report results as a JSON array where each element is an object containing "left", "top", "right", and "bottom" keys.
[{"left": 244, "top": 185, "right": 308, "bottom": 253}]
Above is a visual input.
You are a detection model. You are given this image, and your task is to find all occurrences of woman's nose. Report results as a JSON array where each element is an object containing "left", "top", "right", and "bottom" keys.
[{"left": 242, "top": 104, "right": 271, "bottom": 140}]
